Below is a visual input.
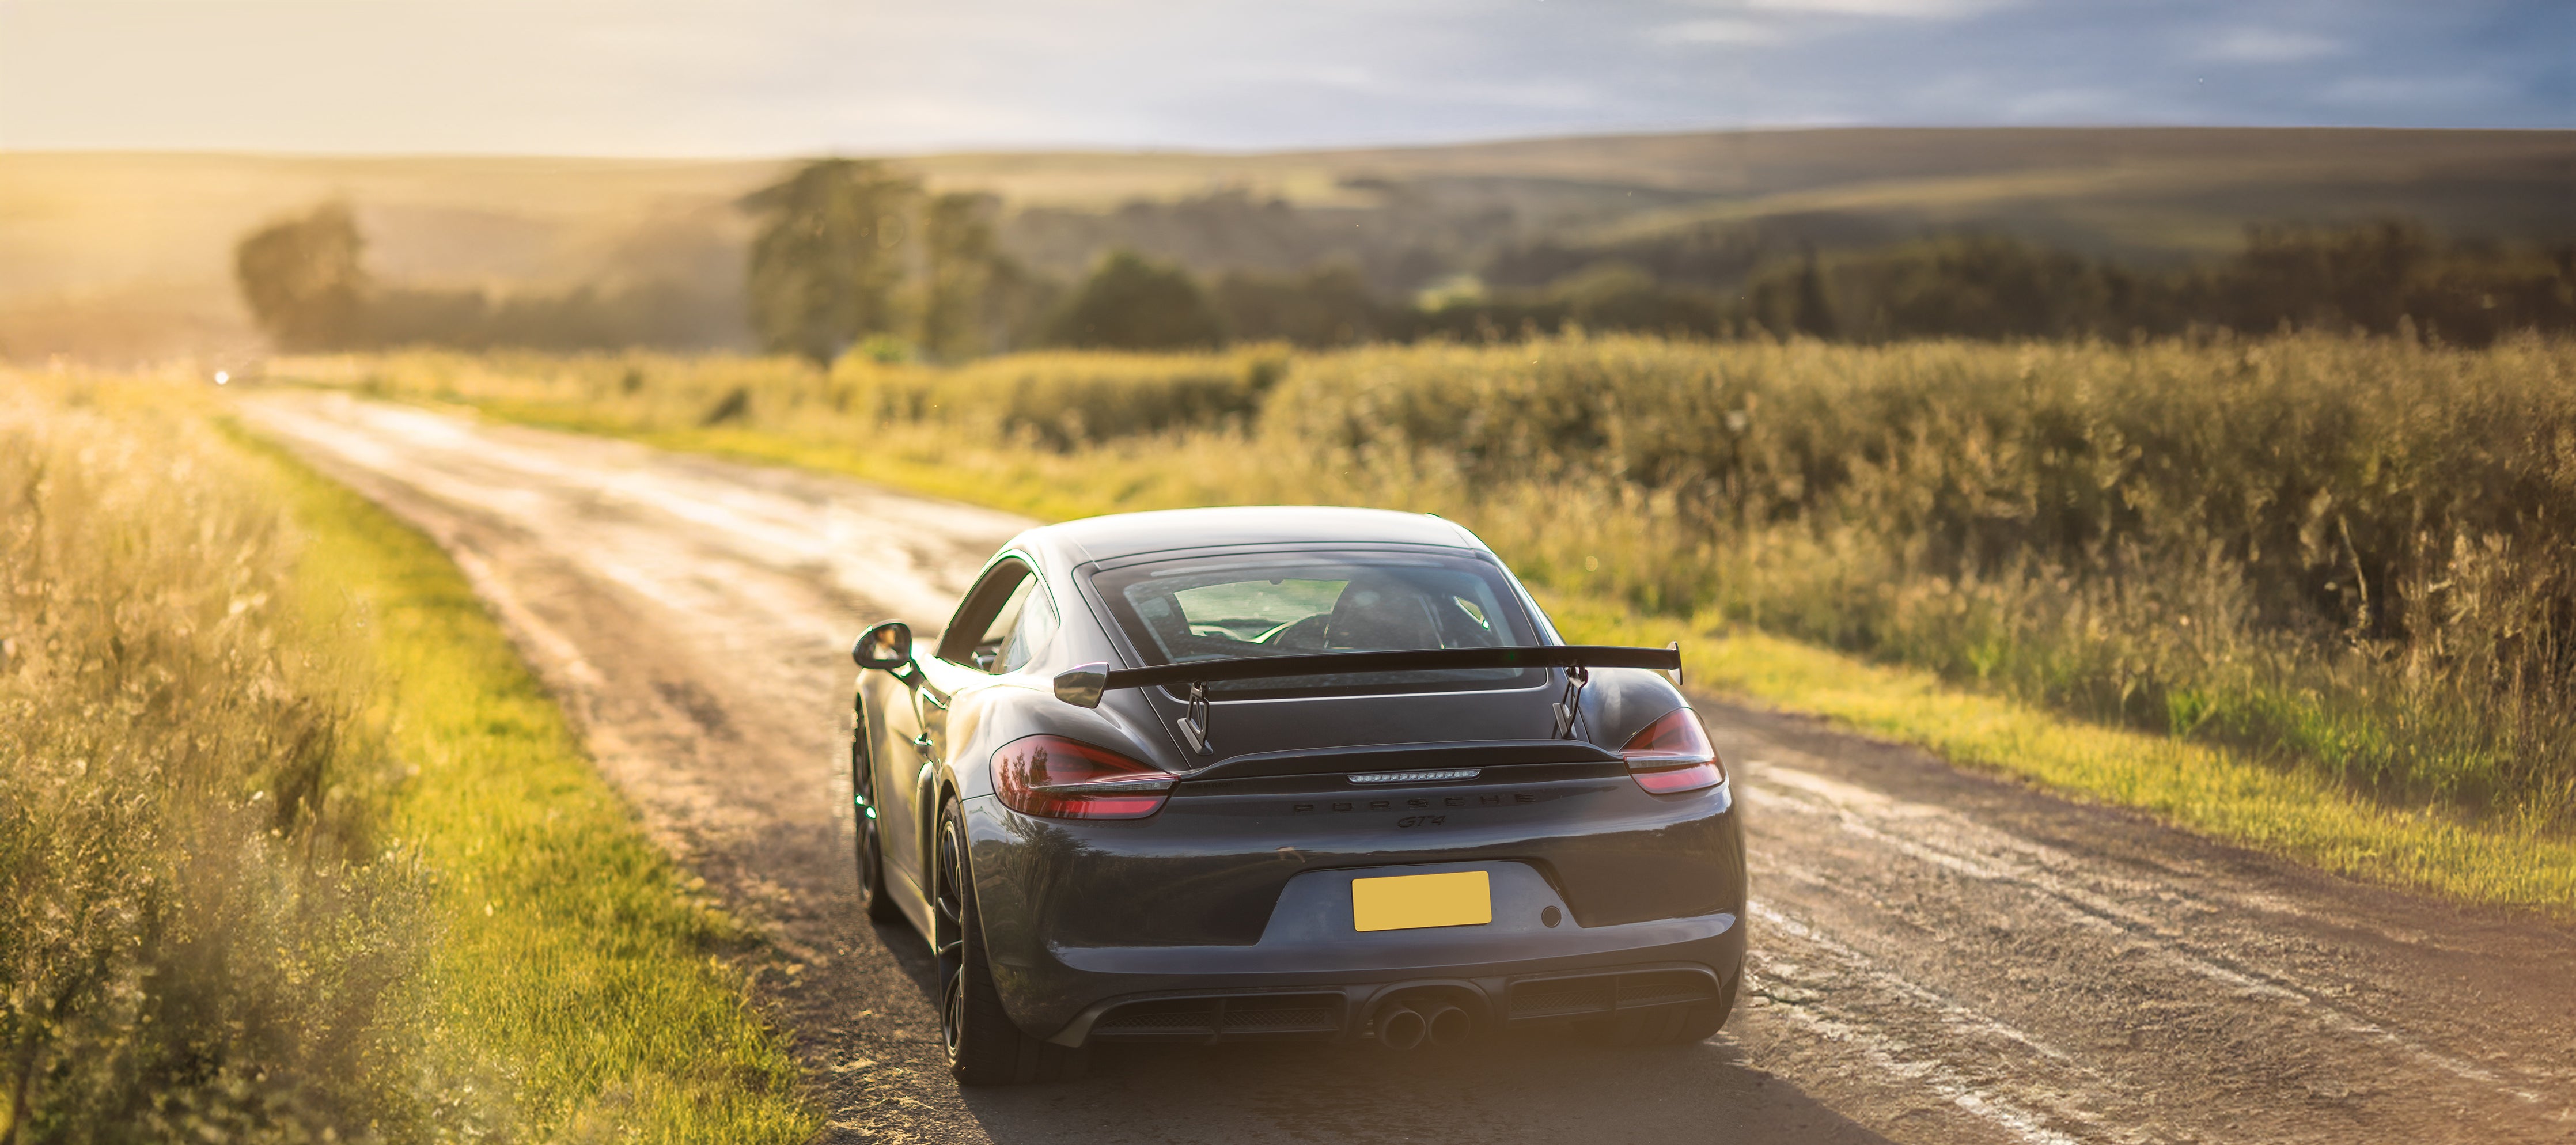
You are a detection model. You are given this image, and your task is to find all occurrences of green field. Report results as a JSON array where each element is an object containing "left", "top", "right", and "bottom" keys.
[
  {"left": 0, "top": 374, "right": 815, "bottom": 1142},
  {"left": 278, "top": 332, "right": 2576, "bottom": 912}
]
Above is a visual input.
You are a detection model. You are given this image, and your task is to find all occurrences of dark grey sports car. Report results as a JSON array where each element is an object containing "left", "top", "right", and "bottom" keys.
[{"left": 847, "top": 506, "right": 1746, "bottom": 1084}]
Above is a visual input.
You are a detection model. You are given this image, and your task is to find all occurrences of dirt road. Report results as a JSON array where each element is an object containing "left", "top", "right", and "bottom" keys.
[{"left": 245, "top": 390, "right": 2576, "bottom": 1144}]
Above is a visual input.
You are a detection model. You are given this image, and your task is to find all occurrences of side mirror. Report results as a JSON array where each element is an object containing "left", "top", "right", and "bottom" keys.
[
  {"left": 1052, "top": 662, "right": 1109, "bottom": 708},
  {"left": 853, "top": 621, "right": 915, "bottom": 672}
]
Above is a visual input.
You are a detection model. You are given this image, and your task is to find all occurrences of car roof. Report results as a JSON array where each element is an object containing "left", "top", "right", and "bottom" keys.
[{"left": 1020, "top": 506, "right": 1486, "bottom": 566}]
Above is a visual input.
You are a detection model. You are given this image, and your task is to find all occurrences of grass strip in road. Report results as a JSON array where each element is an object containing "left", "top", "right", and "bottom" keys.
[
  {"left": 461, "top": 399, "right": 1131, "bottom": 524},
  {"left": 1545, "top": 595, "right": 2576, "bottom": 913},
  {"left": 240, "top": 426, "right": 820, "bottom": 1142}
]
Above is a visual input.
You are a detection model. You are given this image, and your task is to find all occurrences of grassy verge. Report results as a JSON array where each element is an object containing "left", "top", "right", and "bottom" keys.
[
  {"left": 7, "top": 378, "right": 423, "bottom": 1140},
  {"left": 1, "top": 367, "right": 816, "bottom": 1140},
  {"left": 240, "top": 426, "right": 818, "bottom": 1140}
]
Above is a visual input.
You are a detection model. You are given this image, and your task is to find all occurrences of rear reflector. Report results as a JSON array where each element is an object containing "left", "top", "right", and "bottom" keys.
[
  {"left": 1348, "top": 768, "right": 1482, "bottom": 784},
  {"left": 1620, "top": 709, "right": 1725, "bottom": 795},
  {"left": 992, "top": 735, "right": 1173, "bottom": 820},
  {"left": 1633, "top": 761, "right": 1726, "bottom": 794}
]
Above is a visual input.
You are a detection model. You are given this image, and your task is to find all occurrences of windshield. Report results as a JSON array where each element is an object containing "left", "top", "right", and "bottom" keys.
[{"left": 1090, "top": 552, "right": 1543, "bottom": 696}]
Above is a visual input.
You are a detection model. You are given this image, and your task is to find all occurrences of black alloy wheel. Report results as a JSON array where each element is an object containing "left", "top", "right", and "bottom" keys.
[
  {"left": 932, "top": 795, "right": 1086, "bottom": 1085},
  {"left": 851, "top": 704, "right": 903, "bottom": 924}
]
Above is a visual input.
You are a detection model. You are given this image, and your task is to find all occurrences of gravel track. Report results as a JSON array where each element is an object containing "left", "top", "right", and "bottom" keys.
[{"left": 245, "top": 390, "right": 2576, "bottom": 1145}]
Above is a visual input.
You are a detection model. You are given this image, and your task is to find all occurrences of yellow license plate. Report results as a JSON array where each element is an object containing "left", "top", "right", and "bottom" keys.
[{"left": 1351, "top": 870, "right": 1492, "bottom": 932}]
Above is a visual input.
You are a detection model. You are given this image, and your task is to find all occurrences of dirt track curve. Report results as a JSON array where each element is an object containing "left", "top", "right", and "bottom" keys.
[{"left": 245, "top": 390, "right": 2576, "bottom": 1145}]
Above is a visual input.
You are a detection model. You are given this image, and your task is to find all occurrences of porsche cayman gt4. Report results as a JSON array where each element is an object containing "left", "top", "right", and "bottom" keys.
[{"left": 846, "top": 506, "right": 1747, "bottom": 1085}]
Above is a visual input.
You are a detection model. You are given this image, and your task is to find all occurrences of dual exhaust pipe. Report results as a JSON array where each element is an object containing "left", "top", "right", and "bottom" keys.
[{"left": 1373, "top": 998, "right": 1474, "bottom": 1051}]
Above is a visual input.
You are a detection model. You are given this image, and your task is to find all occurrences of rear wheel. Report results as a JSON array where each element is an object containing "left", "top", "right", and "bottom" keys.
[
  {"left": 851, "top": 704, "right": 903, "bottom": 925},
  {"left": 933, "top": 795, "right": 1087, "bottom": 1085}
]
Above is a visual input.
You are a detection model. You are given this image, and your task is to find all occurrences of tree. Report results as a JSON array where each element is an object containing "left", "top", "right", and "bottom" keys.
[
  {"left": 1547, "top": 261, "right": 1725, "bottom": 338},
  {"left": 1213, "top": 263, "right": 1387, "bottom": 347},
  {"left": 1789, "top": 242, "right": 1838, "bottom": 339},
  {"left": 1741, "top": 242, "right": 1843, "bottom": 340},
  {"left": 1045, "top": 251, "right": 1226, "bottom": 350},
  {"left": 234, "top": 203, "right": 369, "bottom": 351},
  {"left": 919, "top": 192, "right": 1001, "bottom": 361},
  {"left": 743, "top": 159, "right": 920, "bottom": 365}
]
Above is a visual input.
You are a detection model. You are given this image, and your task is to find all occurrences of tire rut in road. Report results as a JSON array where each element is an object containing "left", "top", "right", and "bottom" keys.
[
  {"left": 1755, "top": 759, "right": 2563, "bottom": 1109},
  {"left": 1722, "top": 713, "right": 2576, "bottom": 1145}
]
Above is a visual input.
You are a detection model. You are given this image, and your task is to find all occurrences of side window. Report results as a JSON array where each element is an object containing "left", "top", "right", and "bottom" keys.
[
  {"left": 971, "top": 577, "right": 1036, "bottom": 672},
  {"left": 940, "top": 559, "right": 1032, "bottom": 668},
  {"left": 999, "top": 585, "right": 1059, "bottom": 673}
]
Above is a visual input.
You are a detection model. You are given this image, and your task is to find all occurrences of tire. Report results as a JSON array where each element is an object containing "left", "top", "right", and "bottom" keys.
[
  {"left": 1603, "top": 968, "right": 1738, "bottom": 1047},
  {"left": 933, "top": 795, "right": 1088, "bottom": 1085},
  {"left": 851, "top": 701, "right": 904, "bottom": 925}
]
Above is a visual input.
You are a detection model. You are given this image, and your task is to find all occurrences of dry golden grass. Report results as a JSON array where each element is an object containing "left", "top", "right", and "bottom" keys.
[
  {"left": 2, "top": 374, "right": 421, "bottom": 1139},
  {"left": 0, "top": 372, "right": 813, "bottom": 1142}
]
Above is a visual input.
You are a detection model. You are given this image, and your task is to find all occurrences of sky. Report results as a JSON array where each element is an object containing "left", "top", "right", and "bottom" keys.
[{"left": 1, "top": 0, "right": 2568, "bottom": 156}]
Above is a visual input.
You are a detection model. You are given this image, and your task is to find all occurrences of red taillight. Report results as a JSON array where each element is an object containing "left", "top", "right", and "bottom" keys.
[
  {"left": 991, "top": 735, "right": 1173, "bottom": 820},
  {"left": 1621, "top": 708, "right": 1725, "bottom": 794}
]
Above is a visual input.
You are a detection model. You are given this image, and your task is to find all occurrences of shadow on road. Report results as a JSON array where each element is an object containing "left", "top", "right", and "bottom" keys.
[{"left": 963, "top": 1037, "right": 1897, "bottom": 1145}]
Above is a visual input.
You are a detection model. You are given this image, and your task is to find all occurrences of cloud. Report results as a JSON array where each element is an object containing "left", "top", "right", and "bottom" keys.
[
  {"left": 2320, "top": 74, "right": 2507, "bottom": 109},
  {"left": 2001, "top": 86, "right": 2134, "bottom": 120},
  {"left": 1737, "top": 0, "right": 2014, "bottom": 18},
  {"left": 2198, "top": 27, "right": 2344, "bottom": 64},
  {"left": 1219, "top": 60, "right": 1606, "bottom": 112},
  {"left": 0, "top": 0, "right": 2563, "bottom": 153},
  {"left": 1656, "top": 17, "right": 1787, "bottom": 45},
  {"left": 1651, "top": 0, "right": 2006, "bottom": 48}
]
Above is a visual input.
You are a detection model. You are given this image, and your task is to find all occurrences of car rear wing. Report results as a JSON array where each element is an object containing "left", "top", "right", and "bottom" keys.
[
  {"left": 1053, "top": 644, "right": 1684, "bottom": 753},
  {"left": 1051, "top": 643, "right": 1680, "bottom": 707}
]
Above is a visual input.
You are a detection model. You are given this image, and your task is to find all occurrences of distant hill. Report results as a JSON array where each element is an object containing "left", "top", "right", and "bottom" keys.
[{"left": 4, "top": 128, "right": 2567, "bottom": 362}]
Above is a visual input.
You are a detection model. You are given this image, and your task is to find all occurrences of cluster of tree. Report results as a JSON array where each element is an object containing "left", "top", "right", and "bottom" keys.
[
  {"left": 744, "top": 165, "right": 1419, "bottom": 357},
  {"left": 233, "top": 203, "right": 369, "bottom": 351},
  {"left": 1359, "top": 223, "right": 2575, "bottom": 348},
  {"left": 2193, "top": 222, "right": 2575, "bottom": 346},
  {"left": 1481, "top": 211, "right": 1893, "bottom": 295},
  {"left": 1013, "top": 257, "right": 1396, "bottom": 351},
  {"left": 741, "top": 160, "right": 1056, "bottom": 363},
  {"left": 1002, "top": 185, "right": 1479, "bottom": 298},
  {"left": 232, "top": 203, "right": 739, "bottom": 353},
  {"left": 362, "top": 282, "right": 743, "bottom": 352},
  {"left": 1593, "top": 223, "right": 2576, "bottom": 347},
  {"left": 242, "top": 176, "right": 2573, "bottom": 359},
  {"left": 971, "top": 219, "right": 2576, "bottom": 355}
]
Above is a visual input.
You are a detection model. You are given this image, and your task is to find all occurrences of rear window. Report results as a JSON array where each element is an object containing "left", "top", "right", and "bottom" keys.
[{"left": 1089, "top": 552, "right": 1543, "bottom": 697}]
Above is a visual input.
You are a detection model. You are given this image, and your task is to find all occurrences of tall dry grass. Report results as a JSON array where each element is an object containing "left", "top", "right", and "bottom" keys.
[
  {"left": 287, "top": 333, "right": 2576, "bottom": 829},
  {"left": 1267, "top": 336, "right": 2576, "bottom": 825},
  {"left": 1, "top": 377, "right": 425, "bottom": 1143}
]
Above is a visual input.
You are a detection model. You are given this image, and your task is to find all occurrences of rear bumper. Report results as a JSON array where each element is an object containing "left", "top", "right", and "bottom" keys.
[
  {"left": 1044, "top": 905, "right": 1744, "bottom": 1047},
  {"left": 963, "top": 790, "right": 1747, "bottom": 1042}
]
